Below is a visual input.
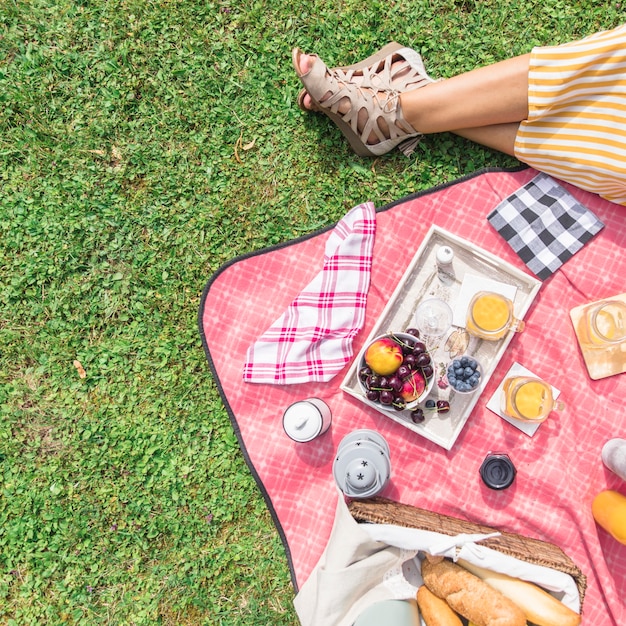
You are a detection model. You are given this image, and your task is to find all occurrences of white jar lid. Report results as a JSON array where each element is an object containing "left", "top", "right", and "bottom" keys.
[
  {"left": 436, "top": 245, "right": 454, "bottom": 266},
  {"left": 283, "top": 401, "right": 323, "bottom": 442}
]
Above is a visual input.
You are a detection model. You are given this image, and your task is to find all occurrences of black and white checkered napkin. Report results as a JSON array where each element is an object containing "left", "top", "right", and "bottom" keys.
[{"left": 487, "top": 173, "right": 605, "bottom": 280}]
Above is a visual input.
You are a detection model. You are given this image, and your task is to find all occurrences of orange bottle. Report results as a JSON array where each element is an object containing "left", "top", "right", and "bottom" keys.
[{"left": 592, "top": 490, "right": 626, "bottom": 545}]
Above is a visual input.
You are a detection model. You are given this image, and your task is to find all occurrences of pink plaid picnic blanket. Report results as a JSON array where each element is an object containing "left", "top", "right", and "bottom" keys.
[
  {"left": 243, "top": 201, "right": 375, "bottom": 384},
  {"left": 199, "top": 167, "right": 626, "bottom": 625}
]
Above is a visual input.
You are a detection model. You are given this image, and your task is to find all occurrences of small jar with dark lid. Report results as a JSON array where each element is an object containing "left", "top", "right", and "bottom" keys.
[{"left": 480, "top": 453, "right": 516, "bottom": 490}]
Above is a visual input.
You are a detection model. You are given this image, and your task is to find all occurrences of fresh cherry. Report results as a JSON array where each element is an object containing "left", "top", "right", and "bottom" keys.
[
  {"left": 393, "top": 398, "right": 407, "bottom": 411},
  {"left": 397, "top": 365, "right": 411, "bottom": 379},
  {"left": 379, "top": 390, "right": 394, "bottom": 405},
  {"left": 413, "top": 342, "right": 427, "bottom": 355},
  {"left": 366, "top": 389, "right": 380, "bottom": 402},
  {"left": 410, "top": 408, "right": 425, "bottom": 423},
  {"left": 416, "top": 352, "right": 431, "bottom": 367},
  {"left": 436, "top": 400, "right": 450, "bottom": 413},
  {"left": 388, "top": 376, "right": 403, "bottom": 392},
  {"left": 403, "top": 354, "right": 417, "bottom": 369}
]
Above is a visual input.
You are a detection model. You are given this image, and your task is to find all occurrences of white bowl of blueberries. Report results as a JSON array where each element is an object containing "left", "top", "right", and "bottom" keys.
[{"left": 447, "top": 355, "right": 482, "bottom": 394}]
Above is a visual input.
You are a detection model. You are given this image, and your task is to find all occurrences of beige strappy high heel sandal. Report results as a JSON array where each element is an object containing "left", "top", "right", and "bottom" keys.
[
  {"left": 296, "top": 42, "right": 432, "bottom": 114},
  {"left": 293, "top": 47, "right": 431, "bottom": 157}
]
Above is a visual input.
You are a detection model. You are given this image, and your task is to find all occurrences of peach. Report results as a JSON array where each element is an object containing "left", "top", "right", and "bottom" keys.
[
  {"left": 364, "top": 337, "right": 403, "bottom": 376},
  {"left": 400, "top": 370, "right": 426, "bottom": 402}
]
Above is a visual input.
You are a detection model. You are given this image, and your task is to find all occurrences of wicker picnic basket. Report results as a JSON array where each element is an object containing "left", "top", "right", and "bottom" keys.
[{"left": 348, "top": 497, "right": 587, "bottom": 607}]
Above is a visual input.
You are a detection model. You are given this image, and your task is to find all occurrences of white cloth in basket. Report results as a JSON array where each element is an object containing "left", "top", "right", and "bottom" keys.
[{"left": 294, "top": 491, "right": 581, "bottom": 626}]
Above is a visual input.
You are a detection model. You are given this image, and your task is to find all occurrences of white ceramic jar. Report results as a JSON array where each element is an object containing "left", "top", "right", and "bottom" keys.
[{"left": 282, "top": 398, "right": 332, "bottom": 442}]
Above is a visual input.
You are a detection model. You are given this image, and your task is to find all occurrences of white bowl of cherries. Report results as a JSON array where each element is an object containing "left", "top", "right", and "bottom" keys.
[{"left": 357, "top": 330, "right": 437, "bottom": 413}]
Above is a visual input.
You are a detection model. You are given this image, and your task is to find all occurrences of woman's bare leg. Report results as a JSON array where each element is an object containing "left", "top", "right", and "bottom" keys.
[
  {"left": 399, "top": 55, "right": 530, "bottom": 132},
  {"left": 453, "top": 123, "right": 521, "bottom": 156},
  {"left": 297, "top": 52, "right": 530, "bottom": 156},
  {"left": 399, "top": 54, "right": 530, "bottom": 155}
]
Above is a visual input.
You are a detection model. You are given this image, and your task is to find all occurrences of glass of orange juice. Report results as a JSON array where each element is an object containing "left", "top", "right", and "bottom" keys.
[
  {"left": 466, "top": 291, "right": 525, "bottom": 341},
  {"left": 500, "top": 376, "right": 564, "bottom": 423},
  {"left": 577, "top": 300, "right": 626, "bottom": 349}
]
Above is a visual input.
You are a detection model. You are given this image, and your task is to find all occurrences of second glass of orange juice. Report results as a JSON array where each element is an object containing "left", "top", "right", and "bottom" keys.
[
  {"left": 577, "top": 300, "right": 626, "bottom": 349},
  {"left": 501, "top": 376, "right": 564, "bottom": 422},
  {"left": 466, "top": 291, "right": 524, "bottom": 341}
]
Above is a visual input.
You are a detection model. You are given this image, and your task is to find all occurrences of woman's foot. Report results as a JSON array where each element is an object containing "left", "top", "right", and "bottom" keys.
[
  {"left": 293, "top": 48, "right": 431, "bottom": 156},
  {"left": 297, "top": 45, "right": 432, "bottom": 112}
]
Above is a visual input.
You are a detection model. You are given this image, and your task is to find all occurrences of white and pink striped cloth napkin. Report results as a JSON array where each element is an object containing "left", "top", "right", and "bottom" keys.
[{"left": 243, "top": 201, "right": 376, "bottom": 384}]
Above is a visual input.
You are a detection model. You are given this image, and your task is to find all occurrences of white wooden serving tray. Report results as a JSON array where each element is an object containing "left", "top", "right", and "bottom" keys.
[{"left": 340, "top": 226, "right": 542, "bottom": 450}]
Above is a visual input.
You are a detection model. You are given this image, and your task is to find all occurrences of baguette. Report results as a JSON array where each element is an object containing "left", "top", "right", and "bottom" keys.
[
  {"left": 457, "top": 558, "right": 581, "bottom": 626},
  {"left": 421, "top": 557, "right": 526, "bottom": 626},
  {"left": 416, "top": 585, "right": 463, "bottom": 626}
]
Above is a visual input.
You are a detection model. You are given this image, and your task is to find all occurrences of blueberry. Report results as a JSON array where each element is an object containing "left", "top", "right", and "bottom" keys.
[
  {"left": 455, "top": 367, "right": 464, "bottom": 377},
  {"left": 448, "top": 375, "right": 457, "bottom": 386},
  {"left": 460, "top": 356, "right": 469, "bottom": 367},
  {"left": 453, "top": 359, "right": 462, "bottom": 369},
  {"left": 468, "top": 358, "right": 477, "bottom": 369},
  {"left": 464, "top": 366, "right": 474, "bottom": 378},
  {"left": 425, "top": 399, "right": 436, "bottom": 409}
]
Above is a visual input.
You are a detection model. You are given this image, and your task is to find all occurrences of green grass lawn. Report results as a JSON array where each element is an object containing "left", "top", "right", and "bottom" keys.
[{"left": 1, "top": 0, "right": 623, "bottom": 623}]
